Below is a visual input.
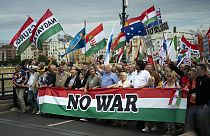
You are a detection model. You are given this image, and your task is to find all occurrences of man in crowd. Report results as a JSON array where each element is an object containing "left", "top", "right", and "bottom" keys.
[
  {"left": 189, "top": 63, "right": 210, "bottom": 107},
  {"left": 131, "top": 60, "right": 151, "bottom": 88},
  {"left": 12, "top": 65, "right": 28, "bottom": 113},
  {"left": 94, "top": 63, "right": 119, "bottom": 88}
]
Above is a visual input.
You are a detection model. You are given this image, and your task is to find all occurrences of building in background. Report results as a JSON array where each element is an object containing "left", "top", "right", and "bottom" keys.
[{"left": 0, "top": 44, "right": 16, "bottom": 62}]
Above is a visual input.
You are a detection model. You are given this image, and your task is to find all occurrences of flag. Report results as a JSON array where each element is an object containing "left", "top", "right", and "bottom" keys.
[
  {"left": 159, "top": 33, "right": 169, "bottom": 65},
  {"left": 168, "top": 36, "right": 178, "bottom": 62},
  {"left": 61, "top": 27, "right": 85, "bottom": 57},
  {"left": 168, "top": 89, "right": 182, "bottom": 106},
  {"left": 156, "top": 8, "right": 162, "bottom": 24},
  {"left": 141, "top": 6, "right": 159, "bottom": 28},
  {"left": 207, "top": 28, "right": 210, "bottom": 44},
  {"left": 10, "top": 17, "right": 36, "bottom": 55},
  {"left": 181, "top": 36, "right": 200, "bottom": 50},
  {"left": 104, "top": 25, "right": 115, "bottom": 65},
  {"left": 121, "top": 22, "right": 146, "bottom": 43},
  {"left": 127, "top": 41, "right": 133, "bottom": 63},
  {"left": 135, "top": 40, "right": 143, "bottom": 61},
  {"left": 117, "top": 46, "right": 126, "bottom": 63},
  {"left": 83, "top": 23, "right": 106, "bottom": 57},
  {"left": 126, "top": 6, "right": 159, "bottom": 28},
  {"left": 111, "top": 32, "right": 126, "bottom": 51},
  {"left": 30, "top": 9, "right": 63, "bottom": 50}
]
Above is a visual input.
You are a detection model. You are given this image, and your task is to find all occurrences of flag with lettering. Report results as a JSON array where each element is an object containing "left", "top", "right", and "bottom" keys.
[
  {"left": 30, "top": 9, "right": 63, "bottom": 50},
  {"left": 10, "top": 17, "right": 36, "bottom": 55}
]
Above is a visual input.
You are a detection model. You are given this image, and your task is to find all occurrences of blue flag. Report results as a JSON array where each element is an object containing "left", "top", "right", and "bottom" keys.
[
  {"left": 121, "top": 22, "right": 146, "bottom": 43},
  {"left": 61, "top": 27, "right": 85, "bottom": 57},
  {"left": 104, "top": 24, "right": 115, "bottom": 65}
]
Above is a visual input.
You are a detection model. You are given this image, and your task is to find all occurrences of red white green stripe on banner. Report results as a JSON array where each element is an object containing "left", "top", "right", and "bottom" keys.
[{"left": 39, "top": 87, "right": 187, "bottom": 123}]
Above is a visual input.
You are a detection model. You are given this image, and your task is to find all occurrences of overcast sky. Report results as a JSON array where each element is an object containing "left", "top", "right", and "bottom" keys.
[{"left": 0, "top": 0, "right": 210, "bottom": 42}]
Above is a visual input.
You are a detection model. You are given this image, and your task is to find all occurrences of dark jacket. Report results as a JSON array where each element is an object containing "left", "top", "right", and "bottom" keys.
[
  {"left": 64, "top": 76, "right": 81, "bottom": 89},
  {"left": 190, "top": 75, "right": 210, "bottom": 106},
  {"left": 45, "top": 72, "right": 56, "bottom": 87}
]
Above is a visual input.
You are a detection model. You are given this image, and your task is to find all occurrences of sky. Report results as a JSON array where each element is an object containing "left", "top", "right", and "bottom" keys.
[{"left": 0, "top": 0, "right": 210, "bottom": 42}]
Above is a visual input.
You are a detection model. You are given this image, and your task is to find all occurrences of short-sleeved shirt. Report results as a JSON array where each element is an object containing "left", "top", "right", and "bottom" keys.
[
  {"left": 14, "top": 69, "right": 27, "bottom": 88},
  {"left": 132, "top": 70, "right": 150, "bottom": 88},
  {"left": 101, "top": 71, "right": 119, "bottom": 88},
  {"left": 86, "top": 75, "right": 101, "bottom": 89}
]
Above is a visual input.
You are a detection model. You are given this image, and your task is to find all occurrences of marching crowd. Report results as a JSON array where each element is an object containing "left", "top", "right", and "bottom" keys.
[{"left": 11, "top": 57, "right": 210, "bottom": 135}]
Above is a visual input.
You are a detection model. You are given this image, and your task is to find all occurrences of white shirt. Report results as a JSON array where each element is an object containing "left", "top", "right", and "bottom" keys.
[
  {"left": 28, "top": 73, "right": 35, "bottom": 90},
  {"left": 126, "top": 72, "right": 134, "bottom": 84},
  {"left": 117, "top": 80, "right": 131, "bottom": 88},
  {"left": 132, "top": 70, "right": 151, "bottom": 88}
]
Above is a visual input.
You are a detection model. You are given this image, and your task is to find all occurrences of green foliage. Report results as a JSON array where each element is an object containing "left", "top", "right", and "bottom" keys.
[{"left": 38, "top": 55, "right": 49, "bottom": 65}]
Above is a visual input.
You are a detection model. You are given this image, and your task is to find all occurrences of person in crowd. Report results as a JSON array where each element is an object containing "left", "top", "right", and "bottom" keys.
[
  {"left": 80, "top": 66, "right": 101, "bottom": 122},
  {"left": 13, "top": 65, "right": 28, "bottom": 113},
  {"left": 180, "top": 65, "right": 191, "bottom": 88},
  {"left": 162, "top": 71, "right": 180, "bottom": 135},
  {"left": 187, "top": 69, "right": 197, "bottom": 105},
  {"left": 64, "top": 69, "right": 81, "bottom": 89},
  {"left": 163, "top": 71, "right": 180, "bottom": 88},
  {"left": 55, "top": 65, "right": 69, "bottom": 87},
  {"left": 82, "top": 62, "right": 90, "bottom": 81},
  {"left": 94, "top": 63, "right": 119, "bottom": 88},
  {"left": 83, "top": 66, "right": 101, "bottom": 93},
  {"left": 126, "top": 63, "right": 134, "bottom": 84},
  {"left": 142, "top": 77, "right": 158, "bottom": 133},
  {"left": 10, "top": 65, "right": 21, "bottom": 111},
  {"left": 189, "top": 63, "right": 210, "bottom": 107},
  {"left": 45, "top": 64, "right": 56, "bottom": 87},
  {"left": 27, "top": 65, "right": 39, "bottom": 114},
  {"left": 37, "top": 66, "right": 48, "bottom": 87},
  {"left": 131, "top": 60, "right": 151, "bottom": 88},
  {"left": 145, "top": 64, "right": 161, "bottom": 86},
  {"left": 110, "top": 72, "right": 130, "bottom": 88},
  {"left": 78, "top": 71, "right": 86, "bottom": 89}
]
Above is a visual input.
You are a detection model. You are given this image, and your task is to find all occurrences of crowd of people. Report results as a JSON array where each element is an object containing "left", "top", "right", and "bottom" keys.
[{"left": 11, "top": 57, "right": 210, "bottom": 135}]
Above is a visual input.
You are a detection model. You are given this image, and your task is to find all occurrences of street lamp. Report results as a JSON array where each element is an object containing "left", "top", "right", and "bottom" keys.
[{"left": 119, "top": 0, "right": 129, "bottom": 27}]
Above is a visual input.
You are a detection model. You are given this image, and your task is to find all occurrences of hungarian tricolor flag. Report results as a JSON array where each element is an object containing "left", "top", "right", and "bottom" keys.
[
  {"left": 83, "top": 23, "right": 107, "bottom": 57},
  {"left": 30, "top": 9, "right": 63, "bottom": 50},
  {"left": 111, "top": 32, "right": 126, "bottom": 51},
  {"left": 10, "top": 17, "right": 36, "bottom": 55},
  {"left": 127, "top": 6, "right": 158, "bottom": 28}
]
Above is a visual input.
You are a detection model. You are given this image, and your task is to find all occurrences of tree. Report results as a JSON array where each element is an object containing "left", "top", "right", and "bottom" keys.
[{"left": 38, "top": 55, "right": 49, "bottom": 65}]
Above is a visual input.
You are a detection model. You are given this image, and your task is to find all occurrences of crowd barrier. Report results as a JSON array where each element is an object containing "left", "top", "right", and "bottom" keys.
[{"left": 39, "top": 87, "right": 187, "bottom": 123}]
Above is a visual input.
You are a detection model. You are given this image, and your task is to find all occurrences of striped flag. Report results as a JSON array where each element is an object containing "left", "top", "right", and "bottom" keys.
[
  {"left": 30, "top": 9, "right": 63, "bottom": 50},
  {"left": 82, "top": 23, "right": 107, "bottom": 57},
  {"left": 10, "top": 17, "right": 36, "bottom": 55},
  {"left": 111, "top": 32, "right": 126, "bottom": 51},
  {"left": 126, "top": 6, "right": 158, "bottom": 28}
]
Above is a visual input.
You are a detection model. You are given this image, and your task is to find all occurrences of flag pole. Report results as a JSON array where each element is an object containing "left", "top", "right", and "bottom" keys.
[
  {"left": 84, "top": 20, "right": 86, "bottom": 63},
  {"left": 62, "top": 30, "right": 69, "bottom": 62}
]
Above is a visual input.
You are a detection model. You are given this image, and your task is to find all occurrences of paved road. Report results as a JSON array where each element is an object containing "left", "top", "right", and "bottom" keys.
[{"left": 0, "top": 111, "right": 164, "bottom": 136}]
